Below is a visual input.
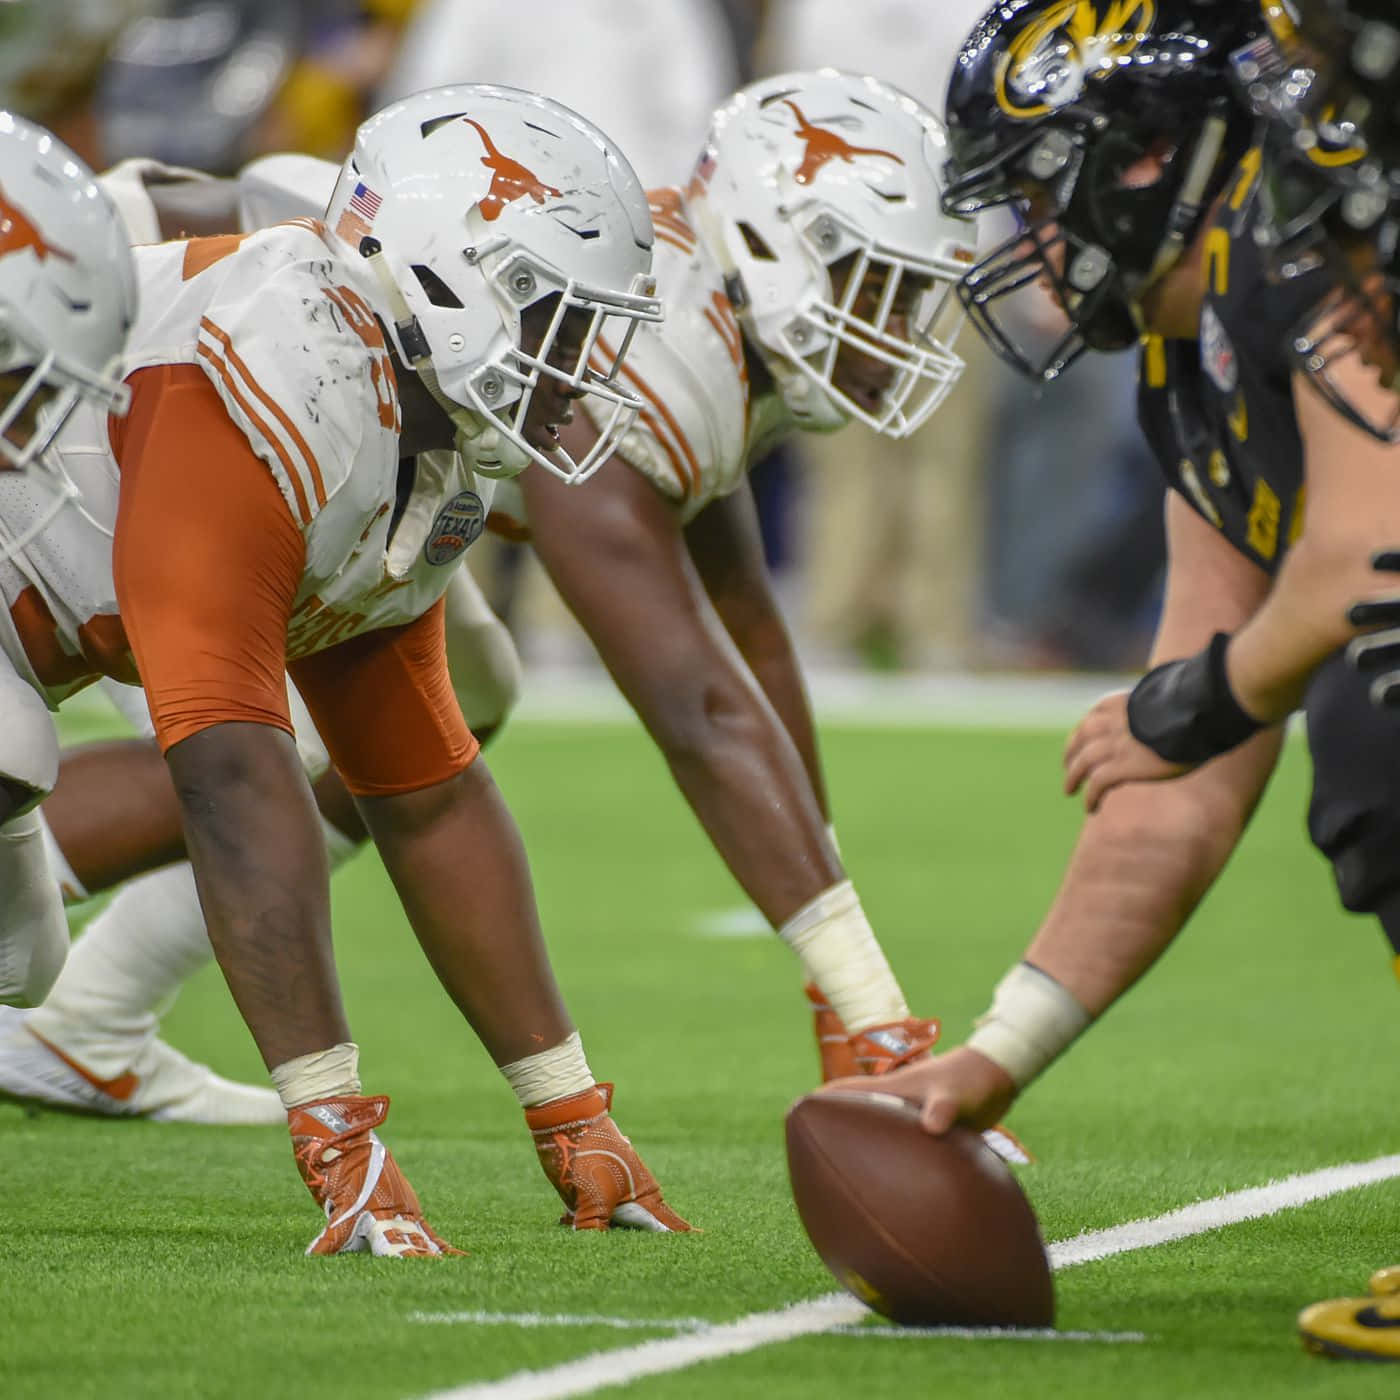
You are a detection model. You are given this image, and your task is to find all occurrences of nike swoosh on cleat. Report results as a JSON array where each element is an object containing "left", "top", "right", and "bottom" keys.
[{"left": 25, "top": 1027, "right": 140, "bottom": 1101}]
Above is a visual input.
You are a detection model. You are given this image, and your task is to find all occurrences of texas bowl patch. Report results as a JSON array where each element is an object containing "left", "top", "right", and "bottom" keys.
[
  {"left": 424, "top": 490, "right": 485, "bottom": 565},
  {"left": 1199, "top": 302, "right": 1238, "bottom": 393}
]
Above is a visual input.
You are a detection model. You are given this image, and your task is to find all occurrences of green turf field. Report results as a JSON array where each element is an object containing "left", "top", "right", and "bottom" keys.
[{"left": 5, "top": 714, "right": 1398, "bottom": 1399}]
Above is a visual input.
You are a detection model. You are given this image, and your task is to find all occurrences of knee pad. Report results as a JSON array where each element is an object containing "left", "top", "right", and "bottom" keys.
[
  {"left": 443, "top": 568, "right": 521, "bottom": 735},
  {"left": 0, "top": 810, "right": 68, "bottom": 1005},
  {"left": 1305, "top": 652, "right": 1400, "bottom": 916},
  {"left": 287, "top": 680, "right": 330, "bottom": 782}
]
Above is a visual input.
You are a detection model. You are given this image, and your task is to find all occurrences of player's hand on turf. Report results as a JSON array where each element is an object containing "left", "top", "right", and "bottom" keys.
[
  {"left": 1063, "top": 691, "right": 1192, "bottom": 812},
  {"left": 821, "top": 1047, "right": 1017, "bottom": 1137},
  {"left": 1347, "top": 550, "right": 1400, "bottom": 708},
  {"left": 526, "top": 1082, "right": 694, "bottom": 1232}
]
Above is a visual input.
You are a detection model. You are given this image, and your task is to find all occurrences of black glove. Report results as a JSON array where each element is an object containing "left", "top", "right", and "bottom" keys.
[{"left": 1346, "top": 551, "right": 1400, "bottom": 708}]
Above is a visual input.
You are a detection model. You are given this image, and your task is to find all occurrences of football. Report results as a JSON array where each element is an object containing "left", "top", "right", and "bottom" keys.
[{"left": 785, "top": 1089, "right": 1054, "bottom": 1328}]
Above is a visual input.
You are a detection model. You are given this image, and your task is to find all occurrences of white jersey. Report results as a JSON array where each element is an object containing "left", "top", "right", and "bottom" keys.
[
  {"left": 226, "top": 164, "right": 785, "bottom": 529},
  {"left": 0, "top": 219, "right": 492, "bottom": 708},
  {"left": 491, "top": 186, "right": 790, "bottom": 532}
]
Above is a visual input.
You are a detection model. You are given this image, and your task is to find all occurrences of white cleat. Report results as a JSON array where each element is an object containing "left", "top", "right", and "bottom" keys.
[{"left": 0, "top": 1005, "right": 282, "bottom": 1125}]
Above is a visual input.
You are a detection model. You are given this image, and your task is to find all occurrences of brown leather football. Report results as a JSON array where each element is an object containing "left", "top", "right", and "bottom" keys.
[{"left": 785, "top": 1089, "right": 1054, "bottom": 1327}]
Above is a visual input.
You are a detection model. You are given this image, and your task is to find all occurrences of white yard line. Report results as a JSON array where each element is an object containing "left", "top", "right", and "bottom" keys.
[
  {"left": 1048, "top": 1153, "right": 1400, "bottom": 1268},
  {"left": 410, "top": 1313, "right": 711, "bottom": 1333},
  {"left": 417, "top": 1152, "right": 1400, "bottom": 1400},
  {"left": 824, "top": 1325, "right": 1146, "bottom": 1343}
]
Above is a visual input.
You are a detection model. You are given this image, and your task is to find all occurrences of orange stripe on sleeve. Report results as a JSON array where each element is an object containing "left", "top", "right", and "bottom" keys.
[
  {"left": 112, "top": 365, "right": 306, "bottom": 753},
  {"left": 195, "top": 341, "right": 313, "bottom": 524},
  {"left": 289, "top": 597, "right": 478, "bottom": 796},
  {"left": 199, "top": 317, "right": 328, "bottom": 509},
  {"left": 597, "top": 331, "right": 703, "bottom": 497}
]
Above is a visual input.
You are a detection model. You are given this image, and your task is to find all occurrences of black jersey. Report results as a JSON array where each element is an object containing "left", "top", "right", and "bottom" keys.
[{"left": 1136, "top": 151, "right": 1332, "bottom": 576}]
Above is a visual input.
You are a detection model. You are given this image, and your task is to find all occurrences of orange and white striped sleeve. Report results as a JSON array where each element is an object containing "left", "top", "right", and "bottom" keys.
[{"left": 181, "top": 223, "right": 399, "bottom": 525}]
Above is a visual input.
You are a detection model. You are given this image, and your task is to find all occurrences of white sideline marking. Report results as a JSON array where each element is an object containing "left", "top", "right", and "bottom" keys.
[
  {"left": 687, "top": 906, "right": 770, "bottom": 939},
  {"left": 418, "top": 1153, "right": 1400, "bottom": 1399}
]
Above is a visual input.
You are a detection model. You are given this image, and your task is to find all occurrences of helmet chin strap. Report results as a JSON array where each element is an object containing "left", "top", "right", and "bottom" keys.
[
  {"left": 1143, "top": 111, "right": 1229, "bottom": 287},
  {"left": 691, "top": 191, "right": 845, "bottom": 427},
  {"left": 357, "top": 236, "right": 527, "bottom": 477}
]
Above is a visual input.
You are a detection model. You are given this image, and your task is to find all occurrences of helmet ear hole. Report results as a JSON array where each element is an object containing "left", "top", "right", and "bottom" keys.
[
  {"left": 411, "top": 264, "right": 464, "bottom": 309},
  {"left": 737, "top": 221, "right": 777, "bottom": 261}
]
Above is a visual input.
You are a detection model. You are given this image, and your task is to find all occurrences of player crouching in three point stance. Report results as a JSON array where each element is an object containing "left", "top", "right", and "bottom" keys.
[
  {"left": 0, "top": 73, "right": 1030, "bottom": 1161},
  {"left": 0, "top": 84, "right": 688, "bottom": 1253},
  {"left": 306, "top": 69, "right": 978, "bottom": 1092},
  {"left": 822, "top": 0, "right": 1400, "bottom": 1354}
]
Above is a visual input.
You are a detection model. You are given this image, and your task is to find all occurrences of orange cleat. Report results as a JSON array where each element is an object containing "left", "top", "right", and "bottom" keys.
[
  {"left": 526, "top": 1082, "right": 693, "bottom": 1232},
  {"left": 805, "top": 985, "right": 859, "bottom": 1080},
  {"left": 804, "top": 984, "right": 940, "bottom": 1079},
  {"left": 288, "top": 1094, "right": 463, "bottom": 1257},
  {"left": 803, "top": 986, "right": 1032, "bottom": 1164},
  {"left": 847, "top": 1017, "right": 943, "bottom": 1075}
]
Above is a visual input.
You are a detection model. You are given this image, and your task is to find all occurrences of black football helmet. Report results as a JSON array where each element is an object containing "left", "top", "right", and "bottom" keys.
[
  {"left": 1254, "top": 0, "right": 1400, "bottom": 440},
  {"left": 944, "top": 0, "right": 1264, "bottom": 381}
]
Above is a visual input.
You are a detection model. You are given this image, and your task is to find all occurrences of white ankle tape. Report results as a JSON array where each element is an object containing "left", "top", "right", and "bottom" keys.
[
  {"left": 965, "top": 962, "right": 1092, "bottom": 1089},
  {"left": 499, "top": 1031, "right": 593, "bottom": 1108},
  {"left": 779, "top": 880, "right": 909, "bottom": 1033},
  {"left": 271, "top": 1042, "right": 361, "bottom": 1110}
]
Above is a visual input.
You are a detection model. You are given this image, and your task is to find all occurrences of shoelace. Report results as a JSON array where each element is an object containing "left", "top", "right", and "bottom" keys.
[
  {"left": 549, "top": 1130, "right": 578, "bottom": 1188},
  {"left": 293, "top": 1121, "right": 366, "bottom": 1202}
]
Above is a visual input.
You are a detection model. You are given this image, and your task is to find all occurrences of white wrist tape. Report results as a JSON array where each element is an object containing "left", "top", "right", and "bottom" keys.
[{"left": 965, "top": 963, "right": 1091, "bottom": 1089}]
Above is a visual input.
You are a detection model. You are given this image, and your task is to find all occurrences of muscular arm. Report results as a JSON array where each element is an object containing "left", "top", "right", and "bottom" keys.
[
  {"left": 521, "top": 430, "right": 840, "bottom": 928},
  {"left": 866, "top": 494, "right": 1283, "bottom": 1125},
  {"left": 354, "top": 762, "right": 573, "bottom": 1066},
  {"left": 1227, "top": 366, "right": 1400, "bottom": 723},
  {"left": 684, "top": 479, "right": 829, "bottom": 818},
  {"left": 1028, "top": 495, "right": 1282, "bottom": 1012},
  {"left": 167, "top": 723, "right": 344, "bottom": 1069}
]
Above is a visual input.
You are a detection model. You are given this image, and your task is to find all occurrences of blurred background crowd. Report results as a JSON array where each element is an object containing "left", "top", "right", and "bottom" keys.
[{"left": 8, "top": 0, "right": 1169, "bottom": 675}]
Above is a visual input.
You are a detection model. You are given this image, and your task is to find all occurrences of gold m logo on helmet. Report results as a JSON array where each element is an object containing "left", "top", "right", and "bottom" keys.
[{"left": 995, "top": 0, "right": 1156, "bottom": 119}]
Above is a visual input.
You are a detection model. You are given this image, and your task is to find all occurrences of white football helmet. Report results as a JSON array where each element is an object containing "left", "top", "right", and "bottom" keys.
[
  {"left": 0, "top": 111, "right": 135, "bottom": 473},
  {"left": 324, "top": 83, "right": 662, "bottom": 482},
  {"left": 688, "top": 70, "right": 976, "bottom": 436}
]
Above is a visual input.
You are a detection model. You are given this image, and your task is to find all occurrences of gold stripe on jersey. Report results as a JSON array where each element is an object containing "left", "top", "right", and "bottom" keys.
[
  {"left": 1245, "top": 477, "right": 1281, "bottom": 560},
  {"left": 1228, "top": 147, "right": 1262, "bottom": 211},
  {"left": 199, "top": 317, "right": 329, "bottom": 511},
  {"left": 1228, "top": 392, "right": 1248, "bottom": 442},
  {"left": 195, "top": 339, "right": 313, "bottom": 525},
  {"left": 1142, "top": 333, "right": 1167, "bottom": 388},
  {"left": 1288, "top": 484, "right": 1306, "bottom": 546},
  {"left": 1205, "top": 227, "right": 1230, "bottom": 296}
]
